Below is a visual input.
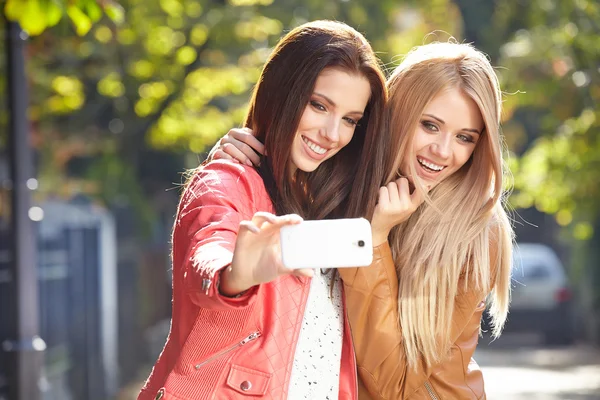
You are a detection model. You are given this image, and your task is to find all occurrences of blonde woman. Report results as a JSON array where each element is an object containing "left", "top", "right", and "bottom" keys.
[{"left": 209, "top": 41, "right": 513, "bottom": 399}]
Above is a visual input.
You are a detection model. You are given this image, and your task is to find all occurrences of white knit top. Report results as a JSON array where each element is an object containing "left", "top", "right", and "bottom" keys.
[{"left": 287, "top": 271, "right": 344, "bottom": 399}]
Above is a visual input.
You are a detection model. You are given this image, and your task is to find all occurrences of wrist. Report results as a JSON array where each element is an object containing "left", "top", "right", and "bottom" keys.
[
  {"left": 372, "top": 230, "right": 390, "bottom": 247},
  {"left": 219, "top": 265, "right": 254, "bottom": 297}
]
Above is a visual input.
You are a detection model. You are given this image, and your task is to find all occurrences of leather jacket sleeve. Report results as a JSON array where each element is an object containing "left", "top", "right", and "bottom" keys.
[
  {"left": 177, "top": 161, "right": 262, "bottom": 310},
  {"left": 338, "top": 242, "right": 488, "bottom": 400}
]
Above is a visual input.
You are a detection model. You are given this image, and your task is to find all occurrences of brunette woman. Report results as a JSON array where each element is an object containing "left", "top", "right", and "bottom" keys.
[{"left": 138, "top": 20, "right": 387, "bottom": 400}]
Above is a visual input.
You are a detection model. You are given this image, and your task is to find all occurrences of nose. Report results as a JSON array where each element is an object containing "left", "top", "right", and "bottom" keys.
[
  {"left": 431, "top": 133, "right": 452, "bottom": 159},
  {"left": 319, "top": 117, "right": 340, "bottom": 143}
]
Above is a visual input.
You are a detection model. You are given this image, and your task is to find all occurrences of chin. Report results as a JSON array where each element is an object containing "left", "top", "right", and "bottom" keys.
[
  {"left": 293, "top": 156, "right": 327, "bottom": 173},
  {"left": 298, "top": 164, "right": 320, "bottom": 173}
]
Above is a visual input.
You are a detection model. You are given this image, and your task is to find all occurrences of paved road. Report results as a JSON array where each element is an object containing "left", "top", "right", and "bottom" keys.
[{"left": 476, "top": 333, "right": 600, "bottom": 400}]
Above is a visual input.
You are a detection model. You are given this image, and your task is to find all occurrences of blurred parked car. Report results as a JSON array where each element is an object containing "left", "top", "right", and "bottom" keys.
[{"left": 485, "top": 243, "right": 575, "bottom": 345}]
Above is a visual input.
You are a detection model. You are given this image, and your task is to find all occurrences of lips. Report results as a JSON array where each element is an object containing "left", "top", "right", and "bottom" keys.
[
  {"left": 302, "top": 136, "right": 327, "bottom": 155},
  {"left": 417, "top": 156, "right": 445, "bottom": 173},
  {"left": 300, "top": 135, "right": 333, "bottom": 161}
]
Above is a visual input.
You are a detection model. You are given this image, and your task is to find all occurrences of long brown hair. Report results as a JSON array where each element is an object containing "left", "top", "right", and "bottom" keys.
[
  {"left": 384, "top": 42, "right": 513, "bottom": 368},
  {"left": 245, "top": 20, "right": 387, "bottom": 220}
]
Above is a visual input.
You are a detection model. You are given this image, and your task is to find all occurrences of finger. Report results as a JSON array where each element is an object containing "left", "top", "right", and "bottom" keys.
[
  {"left": 397, "top": 178, "right": 411, "bottom": 201},
  {"left": 238, "top": 220, "right": 260, "bottom": 234},
  {"left": 259, "top": 214, "right": 303, "bottom": 233},
  {"left": 245, "top": 214, "right": 303, "bottom": 239},
  {"left": 212, "top": 150, "right": 234, "bottom": 161},
  {"left": 250, "top": 212, "right": 278, "bottom": 228},
  {"left": 230, "top": 129, "right": 265, "bottom": 157},
  {"left": 279, "top": 213, "right": 303, "bottom": 224},
  {"left": 387, "top": 181, "right": 400, "bottom": 204},
  {"left": 292, "top": 268, "right": 314, "bottom": 278},
  {"left": 207, "top": 138, "right": 224, "bottom": 161},
  {"left": 223, "top": 143, "right": 254, "bottom": 167},
  {"left": 226, "top": 137, "right": 261, "bottom": 166},
  {"left": 377, "top": 186, "right": 389, "bottom": 209},
  {"left": 224, "top": 128, "right": 247, "bottom": 139}
]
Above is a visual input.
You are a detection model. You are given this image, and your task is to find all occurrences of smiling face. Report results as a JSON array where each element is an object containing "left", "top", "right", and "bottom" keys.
[
  {"left": 400, "top": 86, "right": 485, "bottom": 189},
  {"left": 289, "top": 67, "right": 372, "bottom": 174}
]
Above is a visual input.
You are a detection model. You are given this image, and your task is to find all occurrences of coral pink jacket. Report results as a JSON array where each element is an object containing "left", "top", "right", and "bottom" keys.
[{"left": 138, "top": 160, "right": 357, "bottom": 400}]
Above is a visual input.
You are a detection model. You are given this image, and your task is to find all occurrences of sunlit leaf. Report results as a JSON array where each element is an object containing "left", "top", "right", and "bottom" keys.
[
  {"left": 160, "top": 0, "right": 184, "bottom": 17},
  {"left": 573, "top": 222, "right": 594, "bottom": 241},
  {"left": 128, "top": 60, "right": 156, "bottom": 79},
  {"left": 228, "top": 0, "right": 274, "bottom": 6},
  {"left": 176, "top": 46, "right": 198, "bottom": 65},
  {"left": 97, "top": 72, "right": 125, "bottom": 97},
  {"left": 185, "top": 2, "right": 203, "bottom": 18},
  {"left": 46, "top": 0, "right": 63, "bottom": 27},
  {"left": 20, "top": 0, "right": 48, "bottom": 36},
  {"left": 190, "top": 24, "right": 209, "bottom": 46},
  {"left": 4, "top": 0, "right": 25, "bottom": 21},
  {"left": 84, "top": 0, "right": 104, "bottom": 23},
  {"left": 67, "top": 5, "right": 93, "bottom": 36},
  {"left": 52, "top": 76, "right": 83, "bottom": 96},
  {"left": 105, "top": 2, "right": 125, "bottom": 25},
  {"left": 117, "top": 28, "right": 137, "bottom": 45},
  {"left": 95, "top": 25, "right": 113, "bottom": 43}
]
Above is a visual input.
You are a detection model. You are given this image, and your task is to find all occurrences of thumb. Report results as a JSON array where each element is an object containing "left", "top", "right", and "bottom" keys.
[{"left": 292, "top": 268, "right": 314, "bottom": 278}]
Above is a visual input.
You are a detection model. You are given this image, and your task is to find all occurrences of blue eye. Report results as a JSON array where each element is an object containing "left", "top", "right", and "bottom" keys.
[{"left": 421, "top": 121, "right": 439, "bottom": 132}]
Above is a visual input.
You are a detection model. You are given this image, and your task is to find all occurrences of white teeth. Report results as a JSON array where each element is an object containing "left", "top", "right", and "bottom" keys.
[
  {"left": 417, "top": 157, "right": 444, "bottom": 171},
  {"left": 303, "top": 137, "right": 327, "bottom": 155}
]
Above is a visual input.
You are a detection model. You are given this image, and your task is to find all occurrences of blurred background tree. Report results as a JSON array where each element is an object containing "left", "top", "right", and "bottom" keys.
[
  {"left": 2, "top": 0, "right": 599, "bottom": 394},
  {"left": 480, "top": 0, "right": 600, "bottom": 340},
  {"left": 1, "top": 0, "right": 466, "bottom": 388},
  {"left": 2, "top": 0, "right": 462, "bottom": 236}
]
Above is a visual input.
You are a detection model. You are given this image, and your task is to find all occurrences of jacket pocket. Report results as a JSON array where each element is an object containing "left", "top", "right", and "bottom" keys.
[
  {"left": 192, "top": 331, "right": 261, "bottom": 370},
  {"left": 226, "top": 364, "right": 272, "bottom": 395}
]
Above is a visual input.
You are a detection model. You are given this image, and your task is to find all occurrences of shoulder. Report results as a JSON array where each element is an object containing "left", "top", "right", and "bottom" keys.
[
  {"left": 183, "top": 160, "right": 267, "bottom": 202},
  {"left": 178, "top": 160, "right": 271, "bottom": 219},
  {"left": 189, "top": 160, "right": 264, "bottom": 191}
]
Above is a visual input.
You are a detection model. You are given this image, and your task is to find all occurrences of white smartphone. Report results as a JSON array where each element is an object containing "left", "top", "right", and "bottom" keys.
[{"left": 279, "top": 218, "right": 373, "bottom": 269}]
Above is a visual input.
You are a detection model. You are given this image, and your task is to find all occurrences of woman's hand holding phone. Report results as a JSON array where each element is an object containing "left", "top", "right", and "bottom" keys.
[
  {"left": 206, "top": 128, "right": 424, "bottom": 248},
  {"left": 371, "top": 178, "right": 425, "bottom": 246},
  {"left": 219, "top": 212, "right": 313, "bottom": 297},
  {"left": 208, "top": 128, "right": 264, "bottom": 167}
]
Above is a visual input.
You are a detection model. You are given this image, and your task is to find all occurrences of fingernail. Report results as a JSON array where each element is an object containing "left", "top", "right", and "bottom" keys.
[{"left": 246, "top": 159, "right": 253, "bottom": 167}]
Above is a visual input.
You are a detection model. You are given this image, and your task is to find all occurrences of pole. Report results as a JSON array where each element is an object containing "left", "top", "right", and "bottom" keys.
[{"left": 3, "top": 19, "right": 44, "bottom": 400}]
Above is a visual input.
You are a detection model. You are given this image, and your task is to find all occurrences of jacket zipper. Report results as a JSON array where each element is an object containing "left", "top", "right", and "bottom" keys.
[
  {"left": 424, "top": 381, "right": 439, "bottom": 400},
  {"left": 194, "top": 331, "right": 261, "bottom": 370}
]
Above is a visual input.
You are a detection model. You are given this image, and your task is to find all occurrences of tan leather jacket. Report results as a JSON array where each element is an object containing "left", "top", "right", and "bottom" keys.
[{"left": 340, "top": 242, "right": 490, "bottom": 400}]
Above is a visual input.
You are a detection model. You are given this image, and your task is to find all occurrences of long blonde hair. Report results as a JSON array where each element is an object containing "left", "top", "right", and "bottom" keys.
[{"left": 385, "top": 42, "right": 513, "bottom": 368}]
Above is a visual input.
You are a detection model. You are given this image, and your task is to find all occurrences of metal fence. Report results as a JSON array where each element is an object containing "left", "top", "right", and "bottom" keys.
[{"left": 0, "top": 200, "right": 118, "bottom": 400}]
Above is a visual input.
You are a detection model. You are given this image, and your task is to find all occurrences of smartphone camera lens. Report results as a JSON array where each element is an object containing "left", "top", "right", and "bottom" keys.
[{"left": 358, "top": 240, "right": 365, "bottom": 247}]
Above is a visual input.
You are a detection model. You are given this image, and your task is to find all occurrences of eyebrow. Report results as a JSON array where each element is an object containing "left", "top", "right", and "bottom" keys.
[
  {"left": 424, "top": 113, "right": 482, "bottom": 135},
  {"left": 314, "top": 92, "right": 365, "bottom": 116}
]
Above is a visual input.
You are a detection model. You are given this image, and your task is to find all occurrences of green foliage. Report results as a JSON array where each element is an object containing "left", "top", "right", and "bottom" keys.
[
  {"left": 4, "top": 0, "right": 124, "bottom": 36},
  {"left": 490, "top": 0, "right": 600, "bottom": 239},
  {"left": 5, "top": 0, "right": 598, "bottom": 245},
  {"left": 2, "top": 0, "right": 462, "bottom": 236}
]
